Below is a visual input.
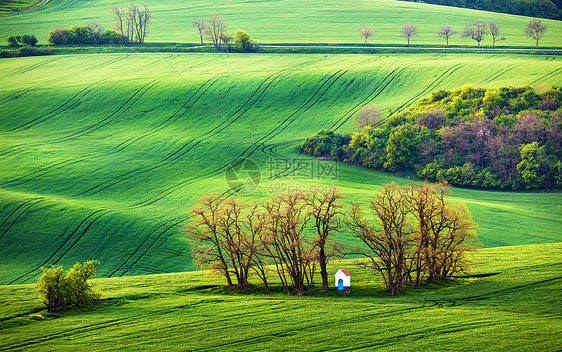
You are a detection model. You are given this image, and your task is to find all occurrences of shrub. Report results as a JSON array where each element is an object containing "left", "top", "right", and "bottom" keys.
[
  {"left": 234, "top": 29, "right": 259, "bottom": 53},
  {"left": 21, "top": 34, "right": 38, "bottom": 46},
  {"left": 7, "top": 35, "right": 18, "bottom": 47},
  {"left": 37, "top": 260, "right": 101, "bottom": 311},
  {"left": 17, "top": 45, "right": 53, "bottom": 57},
  {"left": 48, "top": 28, "right": 69, "bottom": 45}
]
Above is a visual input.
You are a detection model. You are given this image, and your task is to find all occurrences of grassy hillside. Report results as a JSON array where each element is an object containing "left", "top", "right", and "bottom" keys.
[
  {"left": 0, "top": 0, "right": 561, "bottom": 47},
  {"left": 0, "top": 243, "right": 560, "bottom": 350},
  {"left": 0, "top": 0, "right": 41, "bottom": 17},
  {"left": 0, "top": 52, "right": 561, "bottom": 285}
]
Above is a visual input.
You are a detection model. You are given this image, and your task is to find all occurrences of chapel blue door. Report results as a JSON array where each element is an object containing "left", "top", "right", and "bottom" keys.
[{"left": 338, "top": 279, "right": 343, "bottom": 290}]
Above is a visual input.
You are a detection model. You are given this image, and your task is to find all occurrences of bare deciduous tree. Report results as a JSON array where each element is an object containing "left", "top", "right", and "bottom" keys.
[
  {"left": 113, "top": 6, "right": 126, "bottom": 43},
  {"left": 192, "top": 18, "right": 206, "bottom": 45},
  {"left": 184, "top": 194, "right": 233, "bottom": 287},
  {"left": 124, "top": 3, "right": 151, "bottom": 44},
  {"left": 262, "top": 192, "right": 314, "bottom": 296},
  {"left": 488, "top": 22, "right": 505, "bottom": 48},
  {"left": 462, "top": 21, "right": 487, "bottom": 48},
  {"left": 402, "top": 24, "right": 417, "bottom": 46},
  {"left": 205, "top": 14, "right": 227, "bottom": 50},
  {"left": 305, "top": 188, "right": 344, "bottom": 291},
  {"left": 436, "top": 23, "right": 457, "bottom": 47},
  {"left": 525, "top": 18, "right": 547, "bottom": 48},
  {"left": 354, "top": 105, "right": 383, "bottom": 128},
  {"left": 219, "top": 32, "right": 233, "bottom": 53},
  {"left": 347, "top": 183, "right": 414, "bottom": 296},
  {"left": 89, "top": 21, "right": 102, "bottom": 45},
  {"left": 357, "top": 26, "right": 374, "bottom": 46}
]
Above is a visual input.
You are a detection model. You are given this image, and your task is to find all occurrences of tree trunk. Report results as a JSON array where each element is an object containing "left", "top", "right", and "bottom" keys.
[
  {"left": 319, "top": 246, "right": 329, "bottom": 291},
  {"left": 536, "top": 37, "right": 539, "bottom": 48},
  {"left": 446, "top": 38, "right": 448, "bottom": 47},
  {"left": 200, "top": 34, "right": 203, "bottom": 45},
  {"left": 407, "top": 38, "right": 410, "bottom": 46},
  {"left": 364, "top": 37, "right": 367, "bottom": 46},
  {"left": 478, "top": 41, "right": 481, "bottom": 49}
]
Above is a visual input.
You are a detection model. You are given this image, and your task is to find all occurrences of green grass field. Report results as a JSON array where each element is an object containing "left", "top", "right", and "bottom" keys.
[
  {"left": 0, "top": 243, "right": 560, "bottom": 351},
  {"left": 0, "top": 0, "right": 561, "bottom": 47},
  {"left": 0, "top": 52, "right": 561, "bottom": 286}
]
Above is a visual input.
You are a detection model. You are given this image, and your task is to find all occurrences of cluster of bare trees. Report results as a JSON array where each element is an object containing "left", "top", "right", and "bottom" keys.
[
  {"left": 358, "top": 18, "right": 547, "bottom": 48},
  {"left": 184, "top": 190, "right": 344, "bottom": 296},
  {"left": 192, "top": 15, "right": 258, "bottom": 52},
  {"left": 113, "top": 3, "right": 151, "bottom": 44},
  {"left": 184, "top": 183, "right": 479, "bottom": 296},
  {"left": 347, "top": 183, "right": 478, "bottom": 295}
]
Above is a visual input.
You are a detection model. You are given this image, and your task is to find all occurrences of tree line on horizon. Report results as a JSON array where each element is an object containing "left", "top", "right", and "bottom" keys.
[
  {"left": 399, "top": 0, "right": 562, "bottom": 21},
  {"left": 184, "top": 183, "right": 478, "bottom": 296},
  {"left": 358, "top": 18, "right": 548, "bottom": 48}
]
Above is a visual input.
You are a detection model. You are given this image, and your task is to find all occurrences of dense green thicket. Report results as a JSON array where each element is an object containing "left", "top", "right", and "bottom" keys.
[
  {"left": 302, "top": 85, "right": 562, "bottom": 190},
  {"left": 37, "top": 260, "right": 101, "bottom": 311},
  {"left": 48, "top": 25, "right": 121, "bottom": 45},
  {"left": 399, "top": 0, "right": 561, "bottom": 20}
]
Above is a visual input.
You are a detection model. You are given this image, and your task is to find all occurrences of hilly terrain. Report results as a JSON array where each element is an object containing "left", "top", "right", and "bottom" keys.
[
  {"left": 0, "top": 52, "right": 560, "bottom": 285},
  {"left": 0, "top": 0, "right": 561, "bottom": 46},
  {"left": 0, "top": 243, "right": 560, "bottom": 351}
]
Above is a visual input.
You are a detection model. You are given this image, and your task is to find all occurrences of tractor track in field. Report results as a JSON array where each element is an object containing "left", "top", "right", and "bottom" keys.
[
  {"left": 86, "top": 57, "right": 323, "bottom": 205},
  {"left": 8, "top": 210, "right": 109, "bottom": 285},
  {"left": 131, "top": 57, "right": 377, "bottom": 207},
  {"left": 0, "top": 53, "right": 182, "bottom": 133},
  {"left": 107, "top": 215, "right": 188, "bottom": 277},
  {"left": 479, "top": 65, "right": 516, "bottom": 85},
  {"left": 0, "top": 158, "right": 85, "bottom": 188},
  {"left": 0, "top": 198, "right": 44, "bottom": 241},
  {"left": 529, "top": 67, "right": 562, "bottom": 85},
  {"left": 387, "top": 63, "right": 464, "bottom": 118},
  {"left": 111, "top": 76, "right": 221, "bottom": 153},
  {"left": 0, "top": 55, "right": 130, "bottom": 112},
  {"left": 329, "top": 66, "right": 406, "bottom": 131},
  {"left": 72, "top": 67, "right": 279, "bottom": 197},
  {"left": 9, "top": 56, "right": 62, "bottom": 76},
  {"left": 129, "top": 58, "right": 346, "bottom": 207},
  {"left": 117, "top": 215, "right": 190, "bottom": 276}
]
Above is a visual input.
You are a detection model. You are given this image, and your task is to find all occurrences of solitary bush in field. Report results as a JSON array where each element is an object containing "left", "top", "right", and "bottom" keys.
[{"left": 37, "top": 260, "right": 101, "bottom": 311}]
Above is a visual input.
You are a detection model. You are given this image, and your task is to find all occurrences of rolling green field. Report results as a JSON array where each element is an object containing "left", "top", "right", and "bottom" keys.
[
  {"left": 0, "top": 0, "right": 561, "bottom": 47},
  {"left": 0, "top": 243, "right": 560, "bottom": 351},
  {"left": 0, "top": 52, "right": 561, "bottom": 286}
]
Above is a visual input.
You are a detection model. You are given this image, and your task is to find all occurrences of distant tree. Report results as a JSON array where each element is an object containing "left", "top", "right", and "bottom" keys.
[
  {"left": 7, "top": 35, "right": 19, "bottom": 46},
  {"left": 48, "top": 28, "right": 69, "bottom": 45},
  {"left": 436, "top": 23, "right": 457, "bottom": 47},
  {"left": 517, "top": 142, "right": 546, "bottom": 188},
  {"left": 220, "top": 32, "right": 233, "bottom": 53},
  {"left": 234, "top": 29, "right": 258, "bottom": 52},
  {"left": 20, "top": 34, "right": 37, "bottom": 46},
  {"left": 205, "top": 14, "right": 227, "bottom": 50},
  {"left": 354, "top": 105, "right": 383, "bottom": 128},
  {"left": 113, "top": 6, "right": 127, "bottom": 43},
  {"left": 234, "top": 29, "right": 250, "bottom": 51},
  {"left": 462, "top": 21, "right": 487, "bottom": 48},
  {"left": 192, "top": 18, "right": 206, "bottom": 45},
  {"left": 357, "top": 26, "right": 374, "bottom": 46},
  {"left": 525, "top": 18, "right": 547, "bottom": 48},
  {"left": 402, "top": 24, "right": 417, "bottom": 46},
  {"left": 89, "top": 21, "right": 102, "bottom": 45},
  {"left": 488, "top": 22, "right": 505, "bottom": 48},
  {"left": 305, "top": 188, "right": 344, "bottom": 291}
]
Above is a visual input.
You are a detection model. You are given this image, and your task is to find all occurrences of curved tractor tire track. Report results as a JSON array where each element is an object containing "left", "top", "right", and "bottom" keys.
[{"left": 7, "top": 210, "right": 109, "bottom": 285}]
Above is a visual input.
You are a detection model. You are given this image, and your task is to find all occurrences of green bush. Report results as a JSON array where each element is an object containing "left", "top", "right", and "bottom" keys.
[
  {"left": 37, "top": 260, "right": 101, "bottom": 311},
  {"left": 17, "top": 45, "right": 53, "bottom": 57}
]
